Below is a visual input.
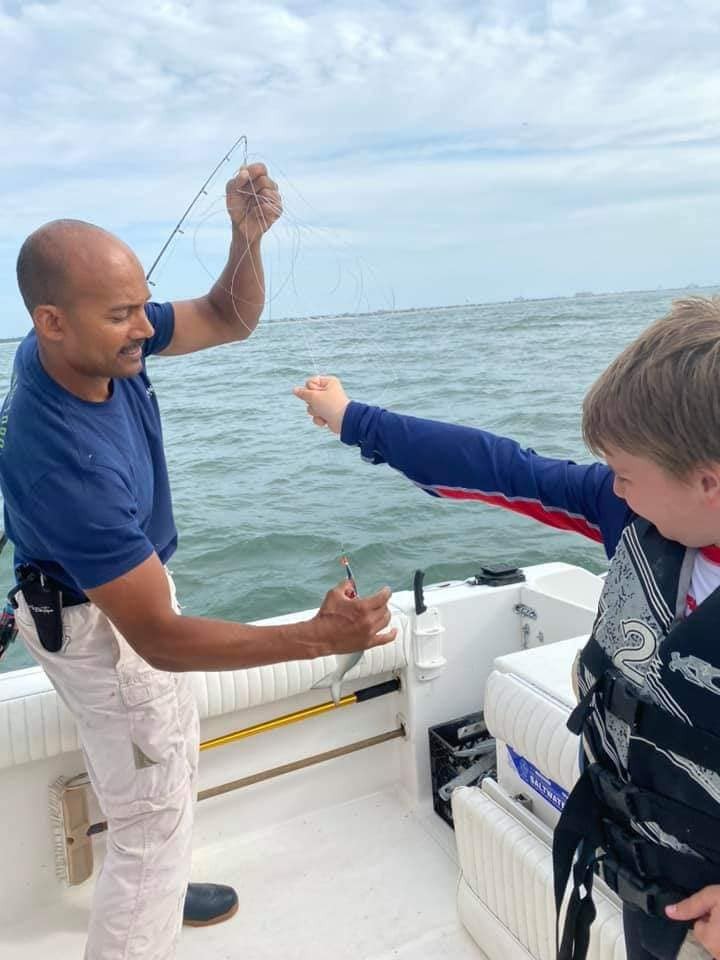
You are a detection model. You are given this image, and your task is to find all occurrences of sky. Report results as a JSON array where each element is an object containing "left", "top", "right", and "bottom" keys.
[{"left": 2, "top": 0, "right": 720, "bottom": 335}]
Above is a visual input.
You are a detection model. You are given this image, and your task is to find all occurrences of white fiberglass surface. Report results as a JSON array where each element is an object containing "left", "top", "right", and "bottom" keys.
[{"left": 2, "top": 787, "right": 484, "bottom": 960}]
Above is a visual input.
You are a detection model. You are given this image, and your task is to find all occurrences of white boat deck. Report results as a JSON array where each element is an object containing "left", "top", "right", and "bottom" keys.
[
  {"left": 2, "top": 787, "right": 483, "bottom": 960},
  {"left": 0, "top": 563, "right": 605, "bottom": 960}
]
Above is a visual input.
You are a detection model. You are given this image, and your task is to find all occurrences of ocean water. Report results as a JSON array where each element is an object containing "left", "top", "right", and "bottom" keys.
[{"left": 1, "top": 286, "right": 715, "bottom": 672}]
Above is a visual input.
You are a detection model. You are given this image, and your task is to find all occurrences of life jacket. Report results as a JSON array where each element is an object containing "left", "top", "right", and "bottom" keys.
[{"left": 553, "top": 518, "right": 720, "bottom": 960}]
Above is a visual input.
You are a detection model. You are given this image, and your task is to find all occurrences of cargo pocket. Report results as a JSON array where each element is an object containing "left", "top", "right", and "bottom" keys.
[{"left": 118, "top": 668, "right": 188, "bottom": 799}]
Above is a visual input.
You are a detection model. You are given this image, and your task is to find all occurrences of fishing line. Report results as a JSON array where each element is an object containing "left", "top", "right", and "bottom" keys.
[
  {"left": 190, "top": 192, "right": 325, "bottom": 374},
  {"left": 150, "top": 138, "right": 404, "bottom": 606},
  {"left": 186, "top": 150, "right": 398, "bottom": 350},
  {"left": 190, "top": 181, "right": 402, "bottom": 400},
  {"left": 232, "top": 159, "right": 402, "bottom": 582}
]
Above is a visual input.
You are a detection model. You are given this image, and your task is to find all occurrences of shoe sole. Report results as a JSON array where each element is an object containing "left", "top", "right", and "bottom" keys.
[{"left": 183, "top": 900, "right": 239, "bottom": 928}]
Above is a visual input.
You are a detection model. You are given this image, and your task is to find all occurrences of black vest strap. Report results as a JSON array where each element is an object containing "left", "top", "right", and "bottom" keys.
[
  {"left": 589, "top": 765, "right": 720, "bottom": 858},
  {"left": 601, "top": 819, "right": 720, "bottom": 891},
  {"left": 553, "top": 770, "right": 606, "bottom": 960},
  {"left": 600, "top": 857, "right": 683, "bottom": 916},
  {"left": 553, "top": 766, "right": 706, "bottom": 960}
]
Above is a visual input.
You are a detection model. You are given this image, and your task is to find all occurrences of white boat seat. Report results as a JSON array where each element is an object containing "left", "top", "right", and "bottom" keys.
[
  {"left": 484, "top": 636, "right": 587, "bottom": 824},
  {"left": 0, "top": 628, "right": 408, "bottom": 770},
  {"left": 452, "top": 636, "right": 625, "bottom": 960}
]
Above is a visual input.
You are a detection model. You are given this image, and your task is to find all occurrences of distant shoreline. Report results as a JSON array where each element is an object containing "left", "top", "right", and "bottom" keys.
[
  {"left": 268, "top": 282, "right": 720, "bottom": 324},
  {"left": 2, "top": 283, "right": 719, "bottom": 340}
]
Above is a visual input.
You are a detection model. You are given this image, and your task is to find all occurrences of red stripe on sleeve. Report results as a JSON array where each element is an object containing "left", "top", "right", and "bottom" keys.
[{"left": 433, "top": 487, "right": 604, "bottom": 543}]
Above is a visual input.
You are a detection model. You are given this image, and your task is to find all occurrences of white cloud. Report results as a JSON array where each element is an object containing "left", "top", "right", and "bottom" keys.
[{"left": 2, "top": 0, "right": 720, "bottom": 331}]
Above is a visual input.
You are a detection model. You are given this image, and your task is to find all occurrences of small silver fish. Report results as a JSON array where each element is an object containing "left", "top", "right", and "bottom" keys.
[
  {"left": 312, "top": 555, "right": 364, "bottom": 703},
  {"left": 313, "top": 651, "right": 364, "bottom": 704}
]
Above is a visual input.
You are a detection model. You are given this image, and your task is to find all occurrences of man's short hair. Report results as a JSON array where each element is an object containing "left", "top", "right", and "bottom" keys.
[
  {"left": 16, "top": 219, "right": 99, "bottom": 315},
  {"left": 583, "top": 297, "right": 720, "bottom": 476}
]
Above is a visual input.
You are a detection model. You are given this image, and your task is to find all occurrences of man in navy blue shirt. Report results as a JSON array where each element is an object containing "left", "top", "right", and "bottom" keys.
[{"left": 1, "top": 165, "right": 395, "bottom": 960}]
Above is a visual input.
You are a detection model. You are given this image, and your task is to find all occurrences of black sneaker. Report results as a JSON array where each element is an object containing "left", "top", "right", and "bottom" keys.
[{"left": 183, "top": 883, "right": 239, "bottom": 927}]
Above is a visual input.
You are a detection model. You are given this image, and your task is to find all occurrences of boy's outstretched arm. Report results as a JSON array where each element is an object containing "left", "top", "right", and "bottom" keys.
[{"left": 294, "top": 376, "right": 632, "bottom": 558}]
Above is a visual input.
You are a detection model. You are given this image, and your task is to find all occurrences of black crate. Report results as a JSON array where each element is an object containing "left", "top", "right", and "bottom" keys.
[{"left": 428, "top": 710, "right": 495, "bottom": 829}]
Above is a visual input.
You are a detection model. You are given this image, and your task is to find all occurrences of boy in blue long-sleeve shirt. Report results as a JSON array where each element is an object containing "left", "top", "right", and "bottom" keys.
[{"left": 294, "top": 297, "right": 720, "bottom": 960}]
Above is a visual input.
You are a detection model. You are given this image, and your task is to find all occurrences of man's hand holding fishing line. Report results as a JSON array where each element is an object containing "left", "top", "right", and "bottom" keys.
[
  {"left": 226, "top": 162, "right": 281, "bottom": 242},
  {"left": 159, "top": 162, "right": 282, "bottom": 354}
]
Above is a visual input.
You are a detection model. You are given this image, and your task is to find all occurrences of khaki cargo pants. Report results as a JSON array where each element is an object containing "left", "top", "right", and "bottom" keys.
[{"left": 14, "top": 572, "right": 199, "bottom": 960}]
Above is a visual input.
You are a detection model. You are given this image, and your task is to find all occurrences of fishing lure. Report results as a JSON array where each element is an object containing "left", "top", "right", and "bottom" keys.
[
  {"left": 313, "top": 554, "right": 363, "bottom": 704},
  {"left": 341, "top": 555, "right": 358, "bottom": 598}
]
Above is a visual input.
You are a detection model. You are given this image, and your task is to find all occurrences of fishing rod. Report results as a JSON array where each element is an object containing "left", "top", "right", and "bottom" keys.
[{"left": 145, "top": 134, "right": 248, "bottom": 285}]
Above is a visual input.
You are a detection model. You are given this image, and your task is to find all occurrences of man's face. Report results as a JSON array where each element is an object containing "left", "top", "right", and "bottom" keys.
[
  {"left": 55, "top": 243, "right": 154, "bottom": 380},
  {"left": 606, "top": 448, "right": 720, "bottom": 547}
]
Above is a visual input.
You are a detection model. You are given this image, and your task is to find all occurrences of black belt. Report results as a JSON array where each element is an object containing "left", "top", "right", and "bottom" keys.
[
  {"left": 10, "top": 586, "right": 88, "bottom": 609},
  {"left": 10, "top": 566, "right": 87, "bottom": 606},
  {"left": 58, "top": 590, "right": 86, "bottom": 608}
]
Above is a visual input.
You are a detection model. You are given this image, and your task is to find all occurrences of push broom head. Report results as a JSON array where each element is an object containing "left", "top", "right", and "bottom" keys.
[{"left": 48, "top": 773, "right": 94, "bottom": 885}]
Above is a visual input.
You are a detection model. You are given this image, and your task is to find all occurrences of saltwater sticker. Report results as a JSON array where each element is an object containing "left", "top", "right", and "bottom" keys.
[{"left": 507, "top": 745, "right": 568, "bottom": 811}]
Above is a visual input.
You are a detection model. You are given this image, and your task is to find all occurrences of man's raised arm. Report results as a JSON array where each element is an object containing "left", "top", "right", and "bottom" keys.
[{"left": 160, "top": 163, "right": 281, "bottom": 357}]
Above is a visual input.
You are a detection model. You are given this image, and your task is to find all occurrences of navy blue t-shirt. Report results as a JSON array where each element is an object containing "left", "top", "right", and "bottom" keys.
[{"left": 0, "top": 302, "right": 177, "bottom": 596}]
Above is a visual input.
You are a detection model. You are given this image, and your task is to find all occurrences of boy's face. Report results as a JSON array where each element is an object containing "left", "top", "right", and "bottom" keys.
[{"left": 606, "top": 449, "right": 720, "bottom": 547}]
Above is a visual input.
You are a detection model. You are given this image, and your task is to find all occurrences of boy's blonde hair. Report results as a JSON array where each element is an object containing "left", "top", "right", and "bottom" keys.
[{"left": 583, "top": 297, "right": 720, "bottom": 477}]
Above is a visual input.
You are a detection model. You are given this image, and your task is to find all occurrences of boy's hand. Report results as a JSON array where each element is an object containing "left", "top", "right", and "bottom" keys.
[
  {"left": 293, "top": 376, "right": 350, "bottom": 435},
  {"left": 667, "top": 886, "right": 720, "bottom": 957}
]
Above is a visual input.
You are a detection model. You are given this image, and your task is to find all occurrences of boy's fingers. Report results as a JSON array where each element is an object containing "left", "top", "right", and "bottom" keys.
[
  {"left": 667, "top": 888, "right": 717, "bottom": 921},
  {"left": 293, "top": 382, "right": 328, "bottom": 401}
]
